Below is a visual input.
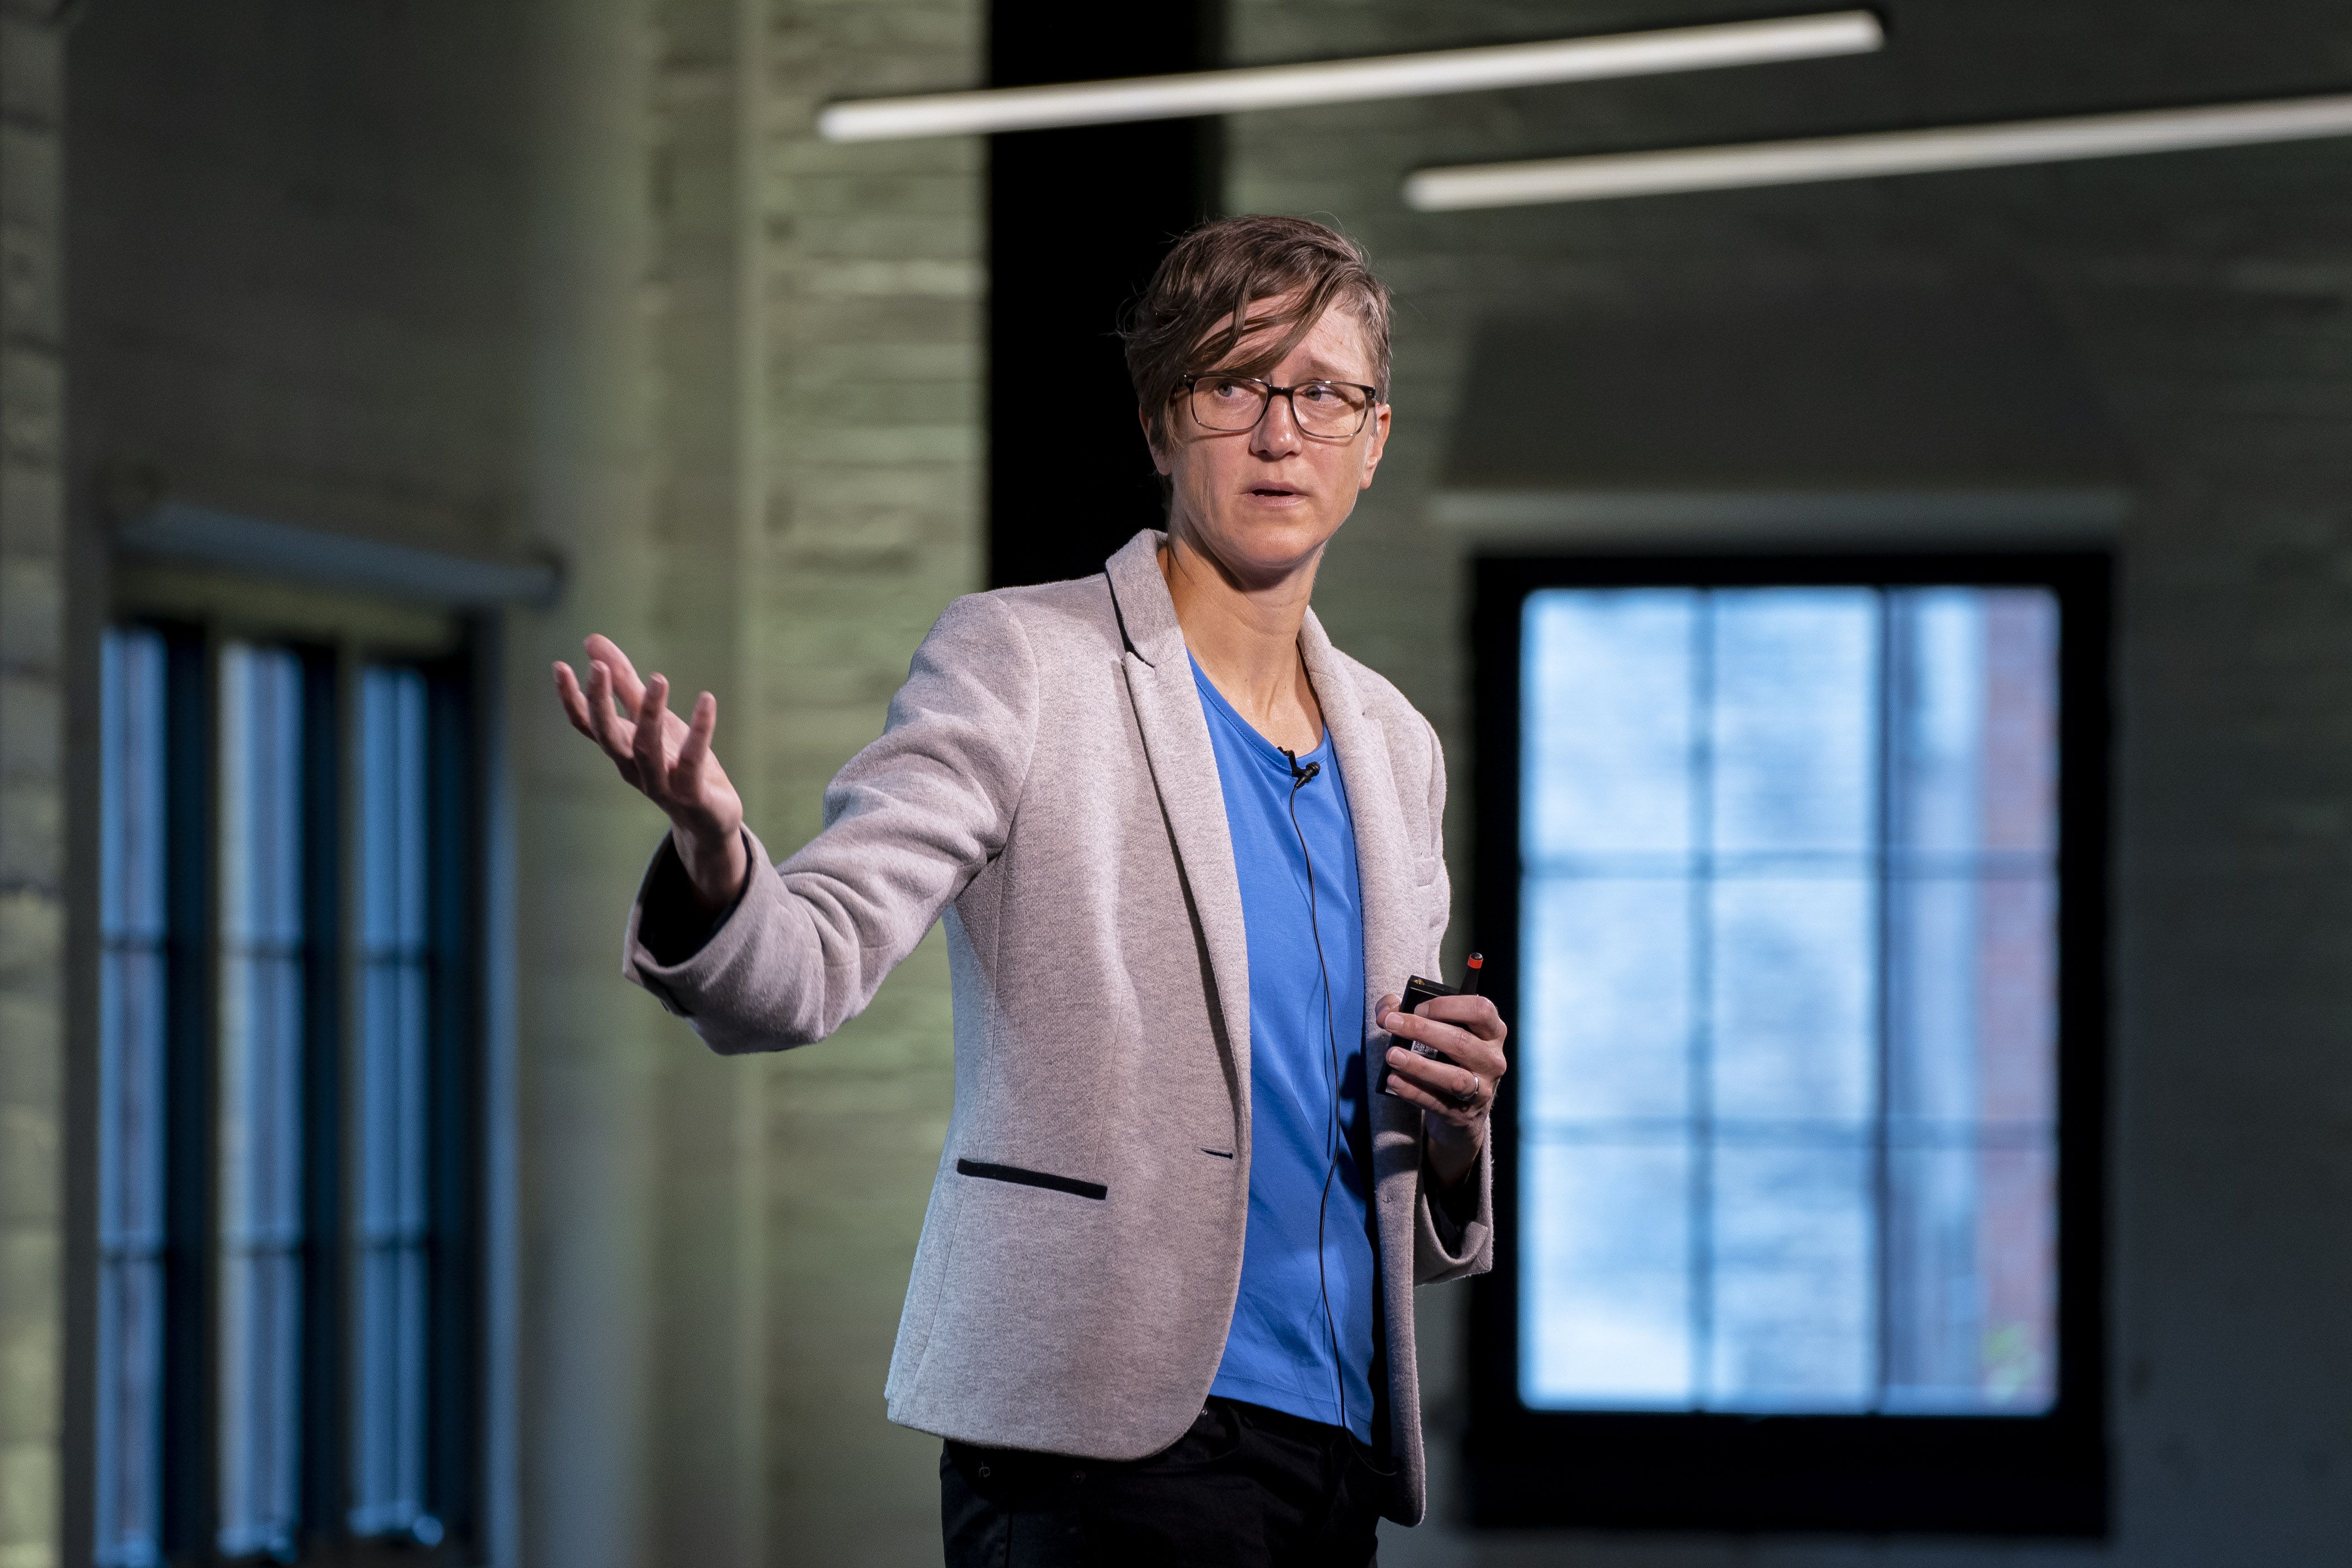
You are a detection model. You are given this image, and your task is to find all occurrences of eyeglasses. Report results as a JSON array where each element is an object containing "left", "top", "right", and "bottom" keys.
[{"left": 1178, "top": 374, "right": 1383, "bottom": 439}]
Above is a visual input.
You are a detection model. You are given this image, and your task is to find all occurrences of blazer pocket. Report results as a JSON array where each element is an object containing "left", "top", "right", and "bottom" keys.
[{"left": 956, "top": 1158, "right": 1108, "bottom": 1201}]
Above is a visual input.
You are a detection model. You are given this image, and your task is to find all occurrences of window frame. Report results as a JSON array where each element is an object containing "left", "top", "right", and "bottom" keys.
[
  {"left": 78, "top": 572, "right": 489, "bottom": 1567},
  {"left": 1466, "top": 549, "right": 2112, "bottom": 1537}
]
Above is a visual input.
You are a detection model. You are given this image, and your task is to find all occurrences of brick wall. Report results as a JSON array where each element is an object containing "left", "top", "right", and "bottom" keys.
[
  {"left": 1226, "top": 1, "right": 2352, "bottom": 1562},
  {"left": 753, "top": 0, "right": 982, "bottom": 1557},
  {"left": 516, "top": 0, "right": 982, "bottom": 1561},
  {"left": 0, "top": 4, "right": 64, "bottom": 1566}
]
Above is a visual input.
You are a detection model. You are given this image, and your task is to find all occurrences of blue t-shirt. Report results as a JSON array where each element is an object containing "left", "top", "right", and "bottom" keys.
[{"left": 1192, "top": 655, "right": 1378, "bottom": 1442}]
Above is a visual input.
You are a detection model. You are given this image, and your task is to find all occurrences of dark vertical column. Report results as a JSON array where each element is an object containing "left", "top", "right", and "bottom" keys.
[
  {"left": 160, "top": 633, "right": 214, "bottom": 1556},
  {"left": 428, "top": 649, "right": 482, "bottom": 1548},
  {"left": 987, "top": 0, "right": 1220, "bottom": 589},
  {"left": 298, "top": 650, "right": 343, "bottom": 1542}
]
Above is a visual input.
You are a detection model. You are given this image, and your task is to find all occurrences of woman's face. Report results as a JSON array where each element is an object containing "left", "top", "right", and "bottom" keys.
[{"left": 1149, "top": 296, "right": 1390, "bottom": 586}]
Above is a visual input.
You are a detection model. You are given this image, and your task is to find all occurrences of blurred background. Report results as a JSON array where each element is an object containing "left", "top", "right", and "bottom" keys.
[{"left": 3, "top": 1, "right": 2350, "bottom": 1565}]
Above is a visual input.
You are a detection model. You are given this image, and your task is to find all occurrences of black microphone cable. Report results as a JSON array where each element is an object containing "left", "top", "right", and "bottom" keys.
[{"left": 1281, "top": 745, "right": 1400, "bottom": 1481}]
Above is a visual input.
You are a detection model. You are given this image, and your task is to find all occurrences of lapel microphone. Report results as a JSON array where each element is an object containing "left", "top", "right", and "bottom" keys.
[{"left": 1280, "top": 747, "right": 1320, "bottom": 786}]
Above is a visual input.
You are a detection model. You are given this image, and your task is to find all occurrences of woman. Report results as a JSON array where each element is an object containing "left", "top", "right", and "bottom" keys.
[{"left": 554, "top": 215, "right": 1506, "bottom": 1565}]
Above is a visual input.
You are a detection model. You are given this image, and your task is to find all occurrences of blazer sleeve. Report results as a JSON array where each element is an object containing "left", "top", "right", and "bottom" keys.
[
  {"left": 1411, "top": 713, "right": 1495, "bottom": 1285},
  {"left": 620, "top": 592, "right": 1039, "bottom": 1054}
]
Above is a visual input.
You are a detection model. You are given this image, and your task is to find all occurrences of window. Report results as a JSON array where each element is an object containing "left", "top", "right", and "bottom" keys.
[
  {"left": 96, "top": 628, "right": 171, "bottom": 1568},
  {"left": 351, "top": 666, "right": 441, "bottom": 1544},
  {"left": 216, "top": 644, "right": 311, "bottom": 1558},
  {"left": 91, "top": 606, "right": 480, "bottom": 1564},
  {"left": 1467, "top": 554, "right": 2108, "bottom": 1535}
]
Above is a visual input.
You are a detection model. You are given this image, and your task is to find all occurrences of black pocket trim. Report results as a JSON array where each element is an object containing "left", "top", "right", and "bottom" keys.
[{"left": 956, "top": 1158, "right": 1107, "bottom": 1201}]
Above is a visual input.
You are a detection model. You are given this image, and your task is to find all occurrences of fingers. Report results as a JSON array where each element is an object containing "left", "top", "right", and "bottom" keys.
[
  {"left": 1381, "top": 1004, "right": 1506, "bottom": 1079},
  {"left": 1383, "top": 1052, "right": 1485, "bottom": 1124},
  {"left": 674, "top": 690, "right": 717, "bottom": 786},
  {"left": 1385, "top": 1044, "right": 1483, "bottom": 1106},
  {"left": 585, "top": 633, "right": 650, "bottom": 712},
  {"left": 1384, "top": 991, "right": 1508, "bottom": 1080},
  {"left": 552, "top": 661, "right": 596, "bottom": 738},
  {"left": 1383, "top": 1070, "right": 1450, "bottom": 1118},
  {"left": 632, "top": 673, "right": 672, "bottom": 790},
  {"left": 582, "top": 659, "right": 637, "bottom": 768},
  {"left": 1419, "top": 992, "right": 1508, "bottom": 1040}
]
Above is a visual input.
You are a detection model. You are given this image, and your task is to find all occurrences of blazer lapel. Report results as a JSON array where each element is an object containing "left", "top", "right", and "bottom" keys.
[
  {"left": 1300, "top": 610, "right": 1431, "bottom": 1184},
  {"left": 1300, "top": 609, "right": 1420, "bottom": 1026},
  {"left": 1105, "top": 532, "right": 1256, "bottom": 1098}
]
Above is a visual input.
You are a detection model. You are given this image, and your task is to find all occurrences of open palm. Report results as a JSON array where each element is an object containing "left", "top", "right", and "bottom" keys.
[{"left": 553, "top": 633, "right": 748, "bottom": 906}]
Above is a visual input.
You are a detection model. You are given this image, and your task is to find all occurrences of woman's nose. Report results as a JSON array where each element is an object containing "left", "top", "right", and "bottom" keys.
[{"left": 1252, "top": 392, "right": 1303, "bottom": 451}]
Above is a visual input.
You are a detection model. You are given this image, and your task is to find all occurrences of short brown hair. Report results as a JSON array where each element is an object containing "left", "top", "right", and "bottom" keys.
[{"left": 1121, "top": 214, "right": 1392, "bottom": 453}]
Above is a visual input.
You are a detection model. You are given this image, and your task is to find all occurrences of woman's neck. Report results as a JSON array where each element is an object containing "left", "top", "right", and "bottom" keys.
[{"left": 1159, "top": 525, "right": 1326, "bottom": 754}]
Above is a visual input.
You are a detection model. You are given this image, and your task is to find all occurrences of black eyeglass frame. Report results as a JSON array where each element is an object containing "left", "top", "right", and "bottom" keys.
[{"left": 1175, "top": 374, "right": 1386, "bottom": 438}]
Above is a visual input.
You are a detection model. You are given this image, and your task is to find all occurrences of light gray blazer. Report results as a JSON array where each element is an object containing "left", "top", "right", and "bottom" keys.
[{"left": 622, "top": 528, "right": 1492, "bottom": 1524}]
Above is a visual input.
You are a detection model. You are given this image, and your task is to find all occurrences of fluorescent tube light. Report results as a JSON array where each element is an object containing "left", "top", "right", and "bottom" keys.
[
  {"left": 818, "top": 11, "right": 1883, "bottom": 142},
  {"left": 1405, "top": 92, "right": 2352, "bottom": 209}
]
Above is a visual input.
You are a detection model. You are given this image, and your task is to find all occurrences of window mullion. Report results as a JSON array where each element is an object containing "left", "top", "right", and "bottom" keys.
[
  {"left": 1688, "top": 591, "right": 1714, "bottom": 1410},
  {"left": 1871, "top": 590, "right": 1896, "bottom": 1413}
]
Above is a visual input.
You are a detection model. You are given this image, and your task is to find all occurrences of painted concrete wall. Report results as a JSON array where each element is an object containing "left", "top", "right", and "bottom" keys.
[{"left": 1, "top": 4, "right": 66, "bottom": 1566}]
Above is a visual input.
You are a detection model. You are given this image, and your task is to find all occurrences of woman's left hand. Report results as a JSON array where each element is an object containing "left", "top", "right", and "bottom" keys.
[{"left": 1377, "top": 991, "right": 1508, "bottom": 1188}]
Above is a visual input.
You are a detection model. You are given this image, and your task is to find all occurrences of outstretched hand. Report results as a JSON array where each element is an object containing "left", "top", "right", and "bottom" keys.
[{"left": 553, "top": 633, "right": 748, "bottom": 911}]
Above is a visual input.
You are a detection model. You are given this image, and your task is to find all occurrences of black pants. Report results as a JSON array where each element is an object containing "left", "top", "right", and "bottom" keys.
[{"left": 941, "top": 1397, "right": 1384, "bottom": 1567}]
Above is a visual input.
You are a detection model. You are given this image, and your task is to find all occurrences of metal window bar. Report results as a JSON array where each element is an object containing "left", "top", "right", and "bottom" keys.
[
  {"left": 97, "top": 628, "right": 170, "bottom": 1568},
  {"left": 350, "top": 666, "right": 438, "bottom": 1542},
  {"left": 1872, "top": 595, "right": 1898, "bottom": 1409},
  {"left": 216, "top": 644, "right": 306, "bottom": 1561}
]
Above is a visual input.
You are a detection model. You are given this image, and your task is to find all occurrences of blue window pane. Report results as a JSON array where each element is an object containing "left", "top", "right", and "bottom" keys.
[
  {"left": 1889, "top": 591, "right": 1987, "bottom": 856},
  {"left": 1521, "top": 876, "right": 1690, "bottom": 1125},
  {"left": 97, "top": 627, "right": 169, "bottom": 1568},
  {"left": 1523, "top": 590, "right": 1694, "bottom": 858},
  {"left": 1887, "top": 872, "right": 1983, "bottom": 1124},
  {"left": 94, "top": 1262, "right": 166, "bottom": 1568},
  {"left": 1711, "top": 875, "right": 1875, "bottom": 1123},
  {"left": 353, "top": 666, "right": 435, "bottom": 1539},
  {"left": 1884, "top": 1140, "right": 2056, "bottom": 1412},
  {"left": 361, "top": 667, "right": 428, "bottom": 950},
  {"left": 1966, "top": 872, "right": 2057, "bottom": 1132},
  {"left": 1894, "top": 589, "right": 2057, "bottom": 858},
  {"left": 1709, "top": 1141, "right": 1874, "bottom": 1410},
  {"left": 1521, "top": 1140, "right": 1692, "bottom": 1408},
  {"left": 217, "top": 643, "right": 305, "bottom": 1560},
  {"left": 1711, "top": 590, "right": 1877, "bottom": 856}
]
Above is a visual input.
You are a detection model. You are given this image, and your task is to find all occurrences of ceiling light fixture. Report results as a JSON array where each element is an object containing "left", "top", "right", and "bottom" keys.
[
  {"left": 1404, "top": 91, "right": 2352, "bottom": 209},
  {"left": 817, "top": 11, "right": 1883, "bottom": 142}
]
